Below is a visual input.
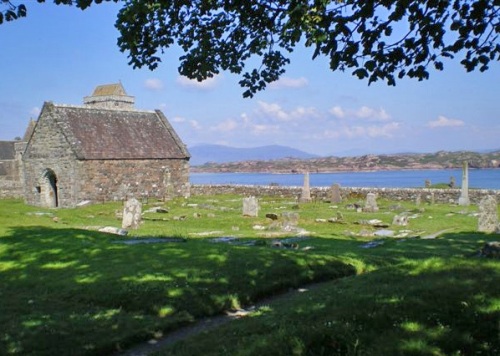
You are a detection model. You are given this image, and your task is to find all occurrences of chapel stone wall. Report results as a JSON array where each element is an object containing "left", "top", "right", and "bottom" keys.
[
  {"left": 77, "top": 158, "right": 190, "bottom": 203},
  {"left": 22, "top": 114, "right": 80, "bottom": 207}
]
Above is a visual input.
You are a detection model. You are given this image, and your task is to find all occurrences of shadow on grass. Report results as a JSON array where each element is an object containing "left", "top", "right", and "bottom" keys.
[
  {"left": 164, "top": 233, "right": 500, "bottom": 355},
  {"left": 0, "top": 226, "right": 355, "bottom": 355}
]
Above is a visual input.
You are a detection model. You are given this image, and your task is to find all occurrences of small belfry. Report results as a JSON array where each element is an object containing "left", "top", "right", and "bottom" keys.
[{"left": 83, "top": 82, "right": 135, "bottom": 110}]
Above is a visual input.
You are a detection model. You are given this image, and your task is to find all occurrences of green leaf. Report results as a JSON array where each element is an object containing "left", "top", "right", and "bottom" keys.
[{"left": 353, "top": 68, "right": 368, "bottom": 79}]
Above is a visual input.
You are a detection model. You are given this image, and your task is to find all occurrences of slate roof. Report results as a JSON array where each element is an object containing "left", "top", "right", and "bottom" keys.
[
  {"left": 91, "top": 83, "right": 128, "bottom": 96},
  {"left": 0, "top": 141, "right": 16, "bottom": 160},
  {"left": 40, "top": 102, "right": 190, "bottom": 160}
]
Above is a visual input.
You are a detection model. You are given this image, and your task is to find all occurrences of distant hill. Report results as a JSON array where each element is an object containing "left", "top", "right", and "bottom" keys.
[
  {"left": 191, "top": 150, "right": 500, "bottom": 173},
  {"left": 188, "top": 144, "right": 319, "bottom": 166}
]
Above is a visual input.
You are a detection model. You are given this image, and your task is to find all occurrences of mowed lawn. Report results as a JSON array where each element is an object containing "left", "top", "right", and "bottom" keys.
[{"left": 0, "top": 195, "right": 498, "bottom": 355}]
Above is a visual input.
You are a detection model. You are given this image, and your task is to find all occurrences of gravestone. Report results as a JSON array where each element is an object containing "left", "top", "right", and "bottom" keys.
[
  {"left": 478, "top": 195, "right": 498, "bottom": 233},
  {"left": 415, "top": 194, "right": 421, "bottom": 206},
  {"left": 458, "top": 161, "right": 470, "bottom": 206},
  {"left": 299, "top": 172, "right": 312, "bottom": 203},
  {"left": 449, "top": 176, "right": 456, "bottom": 188},
  {"left": 329, "top": 183, "right": 342, "bottom": 203},
  {"left": 392, "top": 213, "right": 409, "bottom": 226},
  {"left": 363, "top": 193, "right": 379, "bottom": 212},
  {"left": 281, "top": 212, "right": 299, "bottom": 231},
  {"left": 242, "top": 196, "right": 259, "bottom": 217},
  {"left": 122, "top": 198, "right": 142, "bottom": 229}
]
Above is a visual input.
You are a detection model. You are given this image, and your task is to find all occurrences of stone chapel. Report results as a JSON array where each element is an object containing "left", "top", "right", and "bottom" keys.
[{"left": 17, "top": 83, "right": 191, "bottom": 208}]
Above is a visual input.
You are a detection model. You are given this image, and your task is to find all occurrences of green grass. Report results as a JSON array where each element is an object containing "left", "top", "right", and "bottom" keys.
[{"left": 0, "top": 196, "right": 498, "bottom": 355}]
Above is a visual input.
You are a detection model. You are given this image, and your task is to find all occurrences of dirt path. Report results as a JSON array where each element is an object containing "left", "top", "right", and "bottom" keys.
[{"left": 116, "top": 283, "right": 325, "bottom": 356}]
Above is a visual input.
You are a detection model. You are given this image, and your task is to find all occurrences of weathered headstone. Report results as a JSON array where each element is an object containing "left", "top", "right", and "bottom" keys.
[
  {"left": 458, "top": 161, "right": 470, "bottom": 206},
  {"left": 415, "top": 194, "right": 421, "bottom": 206},
  {"left": 363, "top": 193, "right": 379, "bottom": 212},
  {"left": 299, "top": 172, "right": 312, "bottom": 203},
  {"left": 122, "top": 198, "right": 142, "bottom": 229},
  {"left": 449, "top": 176, "right": 456, "bottom": 188},
  {"left": 329, "top": 183, "right": 342, "bottom": 203},
  {"left": 478, "top": 195, "right": 498, "bottom": 233},
  {"left": 281, "top": 211, "right": 299, "bottom": 231},
  {"left": 242, "top": 196, "right": 259, "bottom": 217},
  {"left": 392, "top": 213, "right": 409, "bottom": 226},
  {"left": 425, "top": 179, "right": 431, "bottom": 188}
]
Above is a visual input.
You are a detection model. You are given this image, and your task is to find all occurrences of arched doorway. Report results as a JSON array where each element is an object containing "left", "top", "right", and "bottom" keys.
[{"left": 40, "top": 169, "right": 58, "bottom": 208}]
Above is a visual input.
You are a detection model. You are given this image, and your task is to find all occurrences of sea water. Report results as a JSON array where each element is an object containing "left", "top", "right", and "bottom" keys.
[{"left": 190, "top": 169, "right": 500, "bottom": 189}]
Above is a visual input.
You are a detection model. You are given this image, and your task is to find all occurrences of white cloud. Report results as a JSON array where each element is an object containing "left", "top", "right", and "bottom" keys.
[
  {"left": 171, "top": 116, "right": 186, "bottom": 123},
  {"left": 255, "top": 101, "right": 321, "bottom": 122},
  {"left": 256, "top": 101, "right": 290, "bottom": 121},
  {"left": 316, "top": 122, "right": 400, "bottom": 139},
  {"left": 189, "top": 119, "right": 202, "bottom": 130},
  {"left": 251, "top": 124, "right": 280, "bottom": 135},
  {"left": 144, "top": 78, "right": 164, "bottom": 91},
  {"left": 355, "top": 106, "right": 390, "bottom": 121},
  {"left": 290, "top": 106, "right": 321, "bottom": 120},
  {"left": 329, "top": 105, "right": 391, "bottom": 121},
  {"left": 269, "top": 76, "right": 308, "bottom": 89},
  {"left": 329, "top": 106, "right": 345, "bottom": 118},
  {"left": 210, "top": 119, "right": 238, "bottom": 132},
  {"left": 427, "top": 115, "right": 465, "bottom": 128},
  {"left": 176, "top": 75, "right": 219, "bottom": 90},
  {"left": 29, "top": 107, "right": 41, "bottom": 117}
]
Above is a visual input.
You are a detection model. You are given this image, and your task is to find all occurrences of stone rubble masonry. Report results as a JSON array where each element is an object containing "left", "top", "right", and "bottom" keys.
[{"left": 21, "top": 104, "right": 190, "bottom": 207}]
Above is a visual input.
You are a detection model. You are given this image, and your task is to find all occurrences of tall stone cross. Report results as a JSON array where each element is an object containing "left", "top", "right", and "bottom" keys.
[
  {"left": 299, "top": 172, "right": 312, "bottom": 203},
  {"left": 458, "top": 161, "right": 470, "bottom": 206}
]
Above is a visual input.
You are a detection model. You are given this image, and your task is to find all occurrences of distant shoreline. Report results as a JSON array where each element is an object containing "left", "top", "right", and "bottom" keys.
[{"left": 190, "top": 167, "right": 500, "bottom": 174}]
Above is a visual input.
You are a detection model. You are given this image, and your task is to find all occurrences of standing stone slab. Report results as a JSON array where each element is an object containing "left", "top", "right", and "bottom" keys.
[
  {"left": 281, "top": 212, "right": 299, "bottom": 231},
  {"left": 329, "top": 183, "right": 342, "bottom": 203},
  {"left": 299, "top": 172, "right": 312, "bottom": 203},
  {"left": 478, "top": 195, "right": 498, "bottom": 233},
  {"left": 415, "top": 194, "right": 422, "bottom": 206},
  {"left": 392, "top": 213, "right": 409, "bottom": 226},
  {"left": 363, "top": 193, "right": 379, "bottom": 212},
  {"left": 242, "top": 196, "right": 259, "bottom": 217},
  {"left": 458, "top": 161, "right": 470, "bottom": 206},
  {"left": 122, "top": 198, "right": 142, "bottom": 229}
]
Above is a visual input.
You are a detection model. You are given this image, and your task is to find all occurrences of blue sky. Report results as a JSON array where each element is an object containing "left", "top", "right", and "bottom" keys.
[{"left": 0, "top": 1, "right": 499, "bottom": 156}]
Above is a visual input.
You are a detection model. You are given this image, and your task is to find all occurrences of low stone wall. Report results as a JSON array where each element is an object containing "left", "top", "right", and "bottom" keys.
[
  {"left": 0, "top": 179, "right": 23, "bottom": 199},
  {"left": 191, "top": 184, "right": 500, "bottom": 204}
]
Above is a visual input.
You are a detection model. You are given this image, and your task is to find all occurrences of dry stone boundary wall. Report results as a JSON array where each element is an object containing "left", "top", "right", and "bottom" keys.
[{"left": 191, "top": 184, "right": 500, "bottom": 204}]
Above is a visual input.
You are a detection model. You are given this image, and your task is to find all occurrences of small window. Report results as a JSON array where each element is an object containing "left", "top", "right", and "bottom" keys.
[{"left": 35, "top": 186, "right": 41, "bottom": 193}]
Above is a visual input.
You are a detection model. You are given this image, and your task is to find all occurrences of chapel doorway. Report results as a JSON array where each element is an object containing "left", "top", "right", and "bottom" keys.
[{"left": 40, "top": 169, "right": 58, "bottom": 208}]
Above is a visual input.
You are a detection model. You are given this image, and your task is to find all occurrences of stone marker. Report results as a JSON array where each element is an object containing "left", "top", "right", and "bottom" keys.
[
  {"left": 243, "top": 196, "right": 259, "bottom": 217},
  {"left": 99, "top": 226, "right": 128, "bottom": 236},
  {"left": 281, "top": 212, "right": 299, "bottom": 231},
  {"left": 458, "top": 161, "right": 470, "bottom": 206},
  {"left": 329, "top": 183, "right": 342, "bottom": 203},
  {"left": 415, "top": 194, "right": 421, "bottom": 206},
  {"left": 392, "top": 213, "right": 409, "bottom": 226},
  {"left": 363, "top": 193, "right": 379, "bottom": 212},
  {"left": 299, "top": 172, "right": 312, "bottom": 203},
  {"left": 122, "top": 198, "right": 142, "bottom": 229},
  {"left": 478, "top": 195, "right": 498, "bottom": 233}
]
